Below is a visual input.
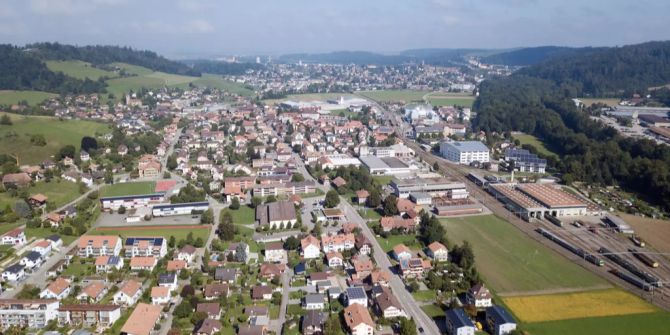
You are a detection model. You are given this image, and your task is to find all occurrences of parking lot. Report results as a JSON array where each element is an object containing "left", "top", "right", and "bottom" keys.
[{"left": 96, "top": 211, "right": 201, "bottom": 227}]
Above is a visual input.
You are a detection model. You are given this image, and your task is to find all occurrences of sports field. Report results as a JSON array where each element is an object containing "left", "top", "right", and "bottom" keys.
[
  {"left": 503, "top": 288, "right": 657, "bottom": 323},
  {"left": 100, "top": 181, "right": 156, "bottom": 197},
  {"left": 357, "top": 90, "right": 430, "bottom": 102},
  {"left": 0, "top": 112, "right": 110, "bottom": 165},
  {"left": 425, "top": 94, "right": 475, "bottom": 108},
  {"left": 523, "top": 312, "right": 670, "bottom": 335},
  {"left": 45, "top": 60, "right": 117, "bottom": 80},
  {"left": 91, "top": 225, "right": 210, "bottom": 241},
  {"left": 512, "top": 133, "right": 559, "bottom": 158},
  {"left": 0, "top": 90, "right": 57, "bottom": 106},
  {"left": 441, "top": 215, "right": 607, "bottom": 293}
]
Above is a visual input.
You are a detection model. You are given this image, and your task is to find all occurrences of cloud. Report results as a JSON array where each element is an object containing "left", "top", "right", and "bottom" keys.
[
  {"left": 29, "top": 0, "right": 127, "bottom": 15},
  {"left": 186, "top": 19, "right": 214, "bottom": 33}
]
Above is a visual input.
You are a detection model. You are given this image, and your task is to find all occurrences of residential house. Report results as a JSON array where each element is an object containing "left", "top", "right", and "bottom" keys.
[
  {"left": 326, "top": 252, "right": 344, "bottom": 268},
  {"left": 301, "top": 310, "right": 325, "bottom": 335},
  {"left": 31, "top": 240, "right": 52, "bottom": 256},
  {"left": 398, "top": 258, "right": 432, "bottom": 279},
  {"left": 151, "top": 286, "right": 171, "bottom": 305},
  {"left": 176, "top": 245, "right": 197, "bottom": 263},
  {"left": 20, "top": 251, "right": 43, "bottom": 270},
  {"left": 355, "top": 235, "right": 372, "bottom": 255},
  {"left": 2, "top": 228, "right": 26, "bottom": 246},
  {"left": 120, "top": 303, "right": 162, "bottom": 335},
  {"left": 301, "top": 235, "right": 321, "bottom": 259},
  {"left": 343, "top": 303, "right": 374, "bottom": 335},
  {"left": 39, "top": 277, "right": 71, "bottom": 300},
  {"left": 167, "top": 259, "right": 187, "bottom": 272},
  {"left": 196, "top": 303, "right": 221, "bottom": 319},
  {"left": 57, "top": 304, "right": 121, "bottom": 329},
  {"left": 427, "top": 241, "right": 449, "bottom": 262},
  {"left": 195, "top": 318, "right": 222, "bottom": 335},
  {"left": 345, "top": 287, "right": 368, "bottom": 307},
  {"left": 445, "top": 308, "right": 476, "bottom": 335},
  {"left": 486, "top": 306, "right": 517, "bottom": 335},
  {"left": 113, "top": 280, "right": 143, "bottom": 306},
  {"left": 2, "top": 263, "right": 26, "bottom": 282},
  {"left": 264, "top": 242, "right": 286, "bottom": 263},
  {"left": 374, "top": 287, "right": 407, "bottom": 319},
  {"left": 251, "top": 286, "right": 273, "bottom": 300},
  {"left": 158, "top": 273, "right": 178, "bottom": 291},
  {"left": 392, "top": 244, "right": 412, "bottom": 261},
  {"left": 95, "top": 256, "right": 123, "bottom": 273},
  {"left": 303, "top": 293, "right": 326, "bottom": 310},
  {"left": 467, "top": 284, "right": 493, "bottom": 308},
  {"left": 259, "top": 263, "right": 284, "bottom": 280},
  {"left": 129, "top": 256, "right": 158, "bottom": 271},
  {"left": 78, "top": 236, "right": 121, "bottom": 257},
  {"left": 77, "top": 282, "right": 107, "bottom": 303},
  {"left": 215, "top": 268, "right": 238, "bottom": 284},
  {"left": 204, "top": 283, "right": 229, "bottom": 300},
  {"left": 321, "top": 233, "right": 355, "bottom": 253},
  {"left": 124, "top": 237, "right": 167, "bottom": 258}
]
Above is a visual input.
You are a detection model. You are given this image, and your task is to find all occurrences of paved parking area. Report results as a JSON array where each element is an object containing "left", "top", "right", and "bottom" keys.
[{"left": 96, "top": 212, "right": 201, "bottom": 227}]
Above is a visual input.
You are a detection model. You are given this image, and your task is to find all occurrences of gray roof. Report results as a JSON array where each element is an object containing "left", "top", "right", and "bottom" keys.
[
  {"left": 215, "top": 268, "right": 237, "bottom": 281},
  {"left": 486, "top": 305, "right": 516, "bottom": 325},
  {"left": 345, "top": 287, "right": 367, "bottom": 300},
  {"left": 304, "top": 293, "right": 325, "bottom": 305},
  {"left": 441, "top": 140, "right": 489, "bottom": 152},
  {"left": 302, "top": 310, "right": 326, "bottom": 328},
  {"left": 446, "top": 308, "right": 475, "bottom": 329}
]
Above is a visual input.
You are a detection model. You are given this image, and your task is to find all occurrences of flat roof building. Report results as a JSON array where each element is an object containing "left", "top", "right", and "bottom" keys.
[{"left": 440, "top": 141, "right": 490, "bottom": 165}]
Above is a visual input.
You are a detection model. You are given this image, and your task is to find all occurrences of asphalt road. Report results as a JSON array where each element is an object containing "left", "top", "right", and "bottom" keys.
[{"left": 340, "top": 198, "right": 442, "bottom": 334}]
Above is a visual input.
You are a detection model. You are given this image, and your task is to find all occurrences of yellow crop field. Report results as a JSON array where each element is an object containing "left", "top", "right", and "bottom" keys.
[{"left": 503, "top": 289, "right": 657, "bottom": 322}]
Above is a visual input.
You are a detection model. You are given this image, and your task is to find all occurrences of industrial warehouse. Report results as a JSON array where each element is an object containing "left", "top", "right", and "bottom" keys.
[
  {"left": 488, "top": 183, "right": 589, "bottom": 221},
  {"left": 391, "top": 177, "right": 469, "bottom": 199}
]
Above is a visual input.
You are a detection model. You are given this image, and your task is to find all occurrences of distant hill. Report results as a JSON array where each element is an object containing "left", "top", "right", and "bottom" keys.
[
  {"left": 0, "top": 45, "right": 105, "bottom": 94},
  {"left": 481, "top": 46, "right": 596, "bottom": 66},
  {"left": 26, "top": 42, "right": 200, "bottom": 76},
  {"left": 518, "top": 41, "right": 670, "bottom": 96},
  {"left": 400, "top": 48, "right": 495, "bottom": 66},
  {"left": 184, "top": 60, "right": 265, "bottom": 75}
]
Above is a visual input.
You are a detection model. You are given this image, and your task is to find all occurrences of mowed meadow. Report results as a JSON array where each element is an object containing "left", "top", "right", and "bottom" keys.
[{"left": 0, "top": 112, "right": 110, "bottom": 165}]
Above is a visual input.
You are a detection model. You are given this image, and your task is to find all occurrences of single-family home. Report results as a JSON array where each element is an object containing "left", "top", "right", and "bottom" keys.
[
  {"left": 77, "top": 282, "right": 107, "bottom": 303},
  {"left": 151, "top": 286, "right": 171, "bottom": 305},
  {"left": 40, "top": 277, "right": 71, "bottom": 300},
  {"left": 176, "top": 245, "right": 197, "bottom": 263},
  {"left": 374, "top": 287, "right": 407, "bottom": 319},
  {"left": 196, "top": 303, "right": 221, "bottom": 319},
  {"left": 2, "top": 263, "right": 25, "bottom": 282},
  {"left": 264, "top": 242, "right": 286, "bottom": 263},
  {"left": 204, "top": 283, "right": 229, "bottom": 300},
  {"left": 445, "top": 308, "right": 476, "bottom": 335},
  {"left": 2, "top": 228, "right": 26, "bottom": 246},
  {"left": 129, "top": 256, "right": 158, "bottom": 271},
  {"left": 427, "top": 241, "right": 449, "bottom": 262},
  {"left": 251, "top": 286, "right": 273, "bottom": 300},
  {"left": 195, "top": 318, "right": 222, "bottom": 335},
  {"left": 326, "top": 252, "right": 344, "bottom": 268},
  {"left": 113, "top": 280, "right": 143, "bottom": 306},
  {"left": 345, "top": 287, "right": 368, "bottom": 307},
  {"left": 467, "top": 283, "right": 493, "bottom": 308},
  {"left": 301, "top": 235, "right": 321, "bottom": 259},
  {"left": 158, "top": 273, "right": 178, "bottom": 291},
  {"left": 302, "top": 310, "right": 326, "bottom": 335},
  {"left": 343, "top": 303, "right": 374, "bottom": 335},
  {"left": 486, "top": 305, "right": 517, "bottom": 335},
  {"left": 303, "top": 293, "right": 326, "bottom": 310},
  {"left": 392, "top": 244, "right": 412, "bottom": 261},
  {"left": 95, "top": 255, "right": 124, "bottom": 273}
]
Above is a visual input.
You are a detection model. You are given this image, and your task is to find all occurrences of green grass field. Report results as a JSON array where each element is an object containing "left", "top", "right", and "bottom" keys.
[
  {"left": 376, "top": 234, "right": 421, "bottom": 252},
  {"left": 99, "top": 181, "right": 156, "bottom": 197},
  {"left": 262, "top": 93, "right": 357, "bottom": 105},
  {"left": 0, "top": 90, "right": 57, "bottom": 106},
  {"left": 25, "top": 227, "right": 78, "bottom": 245},
  {"left": 0, "top": 112, "right": 110, "bottom": 165},
  {"left": 192, "top": 74, "right": 255, "bottom": 97},
  {"left": 357, "top": 90, "right": 430, "bottom": 102},
  {"left": 421, "top": 304, "right": 445, "bottom": 318},
  {"left": 578, "top": 98, "right": 621, "bottom": 107},
  {"left": 46, "top": 60, "right": 118, "bottom": 80},
  {"left": 90, "top": 226, "right": 210, "bottom": 242},
  {"left": 523, "top": 312, "right": 670, "bottom": 335},
  {"left": 0, "top": 180, "right": 81, "bottom": 209},
  {"left": 441, "top": 215, "right": 606, "bottom": 294},
  {"left": 225, "top": 206, "right": 256, "bottom": 225},
  {"left": 512, "top": 133, "right": 559, "bottom": 158},
  {"left": 426, "top": 96, "right": 475, "bottom": 108},
  {"left": 109, "top": 62, "right": 154, "bottom": 76},
  {"left": 105, "top": 75, "right": 167, "bottom": 97}
]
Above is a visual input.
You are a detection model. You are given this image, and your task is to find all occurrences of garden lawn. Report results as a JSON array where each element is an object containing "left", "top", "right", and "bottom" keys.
[
  {"left": 226, "top": 206, "right": 256, "bottom": 225},
  {"left": 100, "top": 181, "right": 156, "bottom": 197},
  {"left": 27, "top": 180, "right": 81, "bottom": 208},
  {"left": 376, "top": 234, "right": 421, "bottom": 253},
  {"left": 0, "top": 112, "right": 110, "bottom": 165},
  {"left": 90, "top": 225, "right": 210, "bottom": 242},
  {"left": 421, "top": 304, "right": 445, "bottom": 318},
  {"left": 25, "top": 227, "right": 78, "bottom": 245},
  {"left": 441, "top": 215, "right": 607, "bottom": 294}
]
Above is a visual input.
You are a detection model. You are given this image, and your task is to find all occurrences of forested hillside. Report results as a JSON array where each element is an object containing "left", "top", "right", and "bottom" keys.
[
  {"left": 27, "top": 42, "right": 200, "bottom": 76},
  {"left": 0, "top": 45, "right": 105, "bottom": 94},
  {"left": 517, "top": 41, "right": 670, "bottom": 97},
  {"left": 481, "top": 46, "right": 595, "bottom": 66},
  {"left": 473, "top": 43, "right": 670, "bottom": 209}
]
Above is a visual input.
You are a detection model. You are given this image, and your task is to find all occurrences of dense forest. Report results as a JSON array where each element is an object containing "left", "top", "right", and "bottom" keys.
[
  {"left": 517, "top": 41, "right": 670, "bottom": 97},
  {"left": 473, "top": 74, "right": 670, "bottom": 209},
  {"left": 481, "top": 46, "right": 596, "bottom": 66},
  {"left": 0, "top": 45, "right": 106, "bottom": 94},
  {"left": 26, "top": 42, "right": 200, "bottom": 76}
]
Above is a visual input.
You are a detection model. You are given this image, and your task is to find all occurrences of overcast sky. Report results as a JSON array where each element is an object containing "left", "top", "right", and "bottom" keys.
[{"left": 1, "top": 0, "right": 669, "bottom": 58}]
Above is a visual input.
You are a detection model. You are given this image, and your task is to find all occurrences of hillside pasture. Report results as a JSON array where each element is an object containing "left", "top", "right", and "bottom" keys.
[
  {"left": 0, "top": 90, "right": 57, "bottom": 106},
  {"left": 46, "top": 60, "right": 118, "bottom": 80},
  {"left": 0, "top": 112, "right": 110, "bottom": 165}
]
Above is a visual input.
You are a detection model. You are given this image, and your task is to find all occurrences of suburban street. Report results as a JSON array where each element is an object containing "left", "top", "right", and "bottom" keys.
[{"left": 340, "top": 197, "right": 442, "bottom": 334}]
